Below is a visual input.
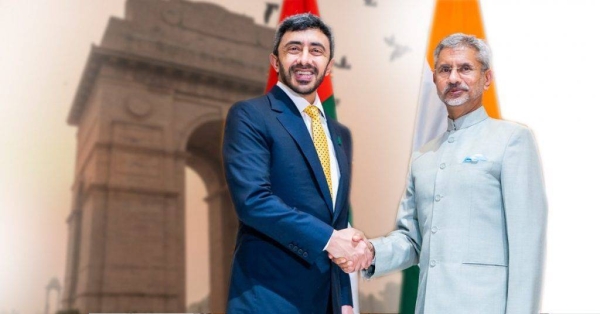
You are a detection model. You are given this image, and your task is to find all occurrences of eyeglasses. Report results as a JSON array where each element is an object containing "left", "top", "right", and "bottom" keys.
[{"left": 435, "top": 65, "right": 483, "bottom": 78}]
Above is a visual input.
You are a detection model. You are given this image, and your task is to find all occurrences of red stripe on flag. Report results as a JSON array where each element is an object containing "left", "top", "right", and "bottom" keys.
[{"left": 265, "top": 0, "right": 334, "bottom": 105}]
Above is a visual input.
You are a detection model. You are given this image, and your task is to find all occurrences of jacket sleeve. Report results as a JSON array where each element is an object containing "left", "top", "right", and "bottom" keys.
[
  {"left": 338, "top": 268, "right": 353, "bottom": 307},
  {"left": 222, "top": 101, "right": 334, "bottom": 265},
  {"left": 367, "top": 161, "right": 422, "bottom": 278},
  {"left": 339, "top": 125, "right": 354, "bottom": 307},
  {"left": 502, "top": 127, "right": 548, "bottom": 314}
]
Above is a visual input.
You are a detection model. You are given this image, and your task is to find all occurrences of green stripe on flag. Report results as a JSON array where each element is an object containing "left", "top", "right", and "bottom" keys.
[
  {"left": 400, "top": 266, "right": 419, "bottom": 313},
  {"left": 322, "top": 96, "right": 337, "bottom": 120}
]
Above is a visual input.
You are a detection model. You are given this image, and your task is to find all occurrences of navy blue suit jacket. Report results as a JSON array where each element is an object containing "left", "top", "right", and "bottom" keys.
[{"left": 223, "top": 85, "right": 353, "bottom": 314}]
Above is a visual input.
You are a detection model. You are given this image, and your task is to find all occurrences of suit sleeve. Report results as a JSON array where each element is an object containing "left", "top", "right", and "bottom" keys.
[
  {"left": 502, "top": 127, "right": 548, "bottom": 314},
  {"left": 339, "top": 125, "right": 353, "bottom": 307},
  {"left": 222, "top": 102, "right": 334, "bottom": 265},
  {"left": 339, "top": 266, "right": 352, "bottom": 307},
  {"left": 366, "top": 161, "right": 422, "bottom": 278}
]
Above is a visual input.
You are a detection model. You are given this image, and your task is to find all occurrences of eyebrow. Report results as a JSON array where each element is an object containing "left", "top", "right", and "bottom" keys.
[
  {"left": 438, "top": 62, "right": 475, "bottom": 68},
  {"left": 283, "top": 41, "right": 326, "bottom": 50}
]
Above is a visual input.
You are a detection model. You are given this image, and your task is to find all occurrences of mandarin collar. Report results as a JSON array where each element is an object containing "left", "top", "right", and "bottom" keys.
[{"left": 446, "top": 106, "right": 489, "bottom": 132}]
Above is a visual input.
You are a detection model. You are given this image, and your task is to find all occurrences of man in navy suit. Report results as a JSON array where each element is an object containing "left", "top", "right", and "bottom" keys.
[{"left": 222, "top": 14, "right": 372, "bottom": 314}]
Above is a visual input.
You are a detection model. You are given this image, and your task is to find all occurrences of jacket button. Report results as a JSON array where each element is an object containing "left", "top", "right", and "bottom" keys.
[
  {"left": 293, "top": 246, "right": 298, "bottom": 251},
  {"left": 448, "top": 137, "right": 455, "bottom": 143},
  {"left": 303, "top": 252, "right": 308, "bottom": 257},
  {"left": 431, "top": 226, "right": 438, "bottom": 234},
  {"left": 440, "top": 163, "right": 446, "bottom": 169},
  {"left": 298, "top": 249, "right": 303, "bottom": 254},
  {"left": 435, "top": 195, "right": 442, "bottom": 202},
  {"left": 289, "top": 244, "right": 293, "bottom": 249},
  {"left": 430, "top": 260, "right": 437, "bottom": 267}
]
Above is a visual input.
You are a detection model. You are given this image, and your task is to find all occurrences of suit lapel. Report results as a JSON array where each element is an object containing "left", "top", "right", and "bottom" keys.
[
  {"left": 327, "top": 119, "right": 349, "bottom": 223},
  {"left": 269, "top": 86, "right": 334, "bottom": 214}
]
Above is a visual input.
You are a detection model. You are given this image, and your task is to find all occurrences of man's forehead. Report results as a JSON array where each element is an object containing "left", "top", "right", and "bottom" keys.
[
  {"left": 438, "top": 46, "right": 478, "bottom": 63},
  {"left": 282, "top": 29, "right": 329, "bottom": 43}
]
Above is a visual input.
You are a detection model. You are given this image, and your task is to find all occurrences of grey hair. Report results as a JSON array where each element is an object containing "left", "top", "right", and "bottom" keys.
[{"left": 433, "top": 33, "right": 492, "bottom": 70}]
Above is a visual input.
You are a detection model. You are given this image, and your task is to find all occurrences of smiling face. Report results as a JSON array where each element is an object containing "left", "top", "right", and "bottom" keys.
[
  {"left": 433, "top": 46, "right": 493, "bottom": 119},
  {"left": 269, "top": 28, "right": 334, "bottom": 104}
]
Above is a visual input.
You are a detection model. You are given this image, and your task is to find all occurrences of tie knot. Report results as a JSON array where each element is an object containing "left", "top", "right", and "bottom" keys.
[{"left": 304, "top": 105, "right": 321, "bottom": 120}]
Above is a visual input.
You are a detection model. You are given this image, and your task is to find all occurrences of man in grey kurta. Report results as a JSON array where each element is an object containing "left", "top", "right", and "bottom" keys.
[{"left": 334, "top": 33, "right": 548, "bottom": 313}]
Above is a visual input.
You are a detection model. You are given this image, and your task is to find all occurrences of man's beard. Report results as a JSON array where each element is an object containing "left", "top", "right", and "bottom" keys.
[
  {"left": 279, "top": 63, "right": 326, "bottom": 96},
  {"left": 439, "top": 82, "right": 484, "bottom": 107},
  {"left": 439, "top": 83, "right": 469, "bottom": 107}
]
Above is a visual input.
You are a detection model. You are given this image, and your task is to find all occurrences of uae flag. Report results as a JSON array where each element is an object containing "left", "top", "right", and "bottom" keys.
[
  {"left": 402, "top": 0, "right": 501, "bottom": 312},
  {"left": 265, "top": 0, "right": 337, "bottom": 119},
  {"left": 265, "top": 0, "right": 358, "bottom": 312}
]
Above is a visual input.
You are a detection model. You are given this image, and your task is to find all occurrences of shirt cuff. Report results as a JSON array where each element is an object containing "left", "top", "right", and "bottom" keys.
[
  {"left": 323, "top": 229, "right": 335, "bottom": 251},
  {"left": 363, "top": 241, "right": 376, "bottom": 278}
]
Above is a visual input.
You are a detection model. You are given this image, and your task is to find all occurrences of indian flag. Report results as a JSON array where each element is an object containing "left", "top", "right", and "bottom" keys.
[
  {"left": 265, "top": 0, "right": 358, "bottom": 312},
  {"left": 413, "top": 0, "right": 500, "bottom": 150},
  {"left": 402, "top": 0, "right": 501, "bottom": 312}
]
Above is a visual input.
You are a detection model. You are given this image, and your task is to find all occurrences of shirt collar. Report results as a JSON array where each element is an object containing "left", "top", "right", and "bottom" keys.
[
  {"left": 446, "top": 106, "right": 489, "bottom": 131},
  {"left": 277, "top": 81, "right": 325, "bottom": 119}
]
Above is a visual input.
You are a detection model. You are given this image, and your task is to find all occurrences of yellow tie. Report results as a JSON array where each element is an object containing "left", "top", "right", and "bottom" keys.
[{"left": 304, "top": 105, "right": 332, "bottom": 197}]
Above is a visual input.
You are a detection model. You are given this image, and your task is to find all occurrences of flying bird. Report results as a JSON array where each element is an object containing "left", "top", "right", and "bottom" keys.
[
  {"left": 264, "top": 2, "right": 280, "bottom": 24},
  {"left": 390, "top": 44, "right": 410, "bottom": 62},
  {"left": 384, "top": 35, "right": 396, "bottom": 47},
  {"left": 384, "top": 35, "right": 410, "bottom": 61},
  {"left": 334, "top": 56, "right": 351, "bottom": 70},
  {"left": 365, "top": 0, "right": 378, "bottom": 7}
]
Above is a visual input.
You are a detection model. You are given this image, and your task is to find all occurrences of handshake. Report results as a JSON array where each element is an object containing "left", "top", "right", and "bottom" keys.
[{"left": 326, "top": 228, "right": 373, "bottom": 273}]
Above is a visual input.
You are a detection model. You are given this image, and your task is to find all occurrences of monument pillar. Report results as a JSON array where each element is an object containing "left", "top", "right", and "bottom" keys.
[{"left": 62, "top": 1, "right": 273, "bottom": 312}]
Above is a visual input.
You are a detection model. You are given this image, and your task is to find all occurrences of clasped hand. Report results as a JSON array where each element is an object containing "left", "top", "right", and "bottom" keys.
[{"left": 326, "top": 228, "right": 373, "bottom": 273}]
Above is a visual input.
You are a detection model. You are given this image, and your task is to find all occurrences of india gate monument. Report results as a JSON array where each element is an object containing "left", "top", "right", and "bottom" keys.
[{"left": 61, "top": 0, "right": 273, "bottom": 312}]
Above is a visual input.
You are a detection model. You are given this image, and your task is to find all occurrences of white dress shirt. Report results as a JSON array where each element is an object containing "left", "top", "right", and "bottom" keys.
[{"left": 277, "top": 81, "right": 340, "bottom": 209}]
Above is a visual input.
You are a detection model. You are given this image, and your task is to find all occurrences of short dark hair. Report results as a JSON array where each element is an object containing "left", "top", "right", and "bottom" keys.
[{"left": 272, "top": 13, "right": 334, "bottom": 60}]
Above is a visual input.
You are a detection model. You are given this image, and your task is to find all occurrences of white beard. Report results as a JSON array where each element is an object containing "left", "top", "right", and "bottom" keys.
[{"left": 444, "top": 94, "right": 469, "bottom": 106}]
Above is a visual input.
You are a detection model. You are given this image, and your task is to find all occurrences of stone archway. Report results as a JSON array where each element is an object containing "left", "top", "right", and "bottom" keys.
[
  {"left": 184, "top": 118, "right": 237, "bottom": 312},
  {"left": 61, "top": 1, "right": 273, "bottom": 312}
]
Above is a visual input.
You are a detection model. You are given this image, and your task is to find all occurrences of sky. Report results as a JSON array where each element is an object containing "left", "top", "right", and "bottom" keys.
[{"left": 1, "top": 0, "right": 600, "bottom": 313}]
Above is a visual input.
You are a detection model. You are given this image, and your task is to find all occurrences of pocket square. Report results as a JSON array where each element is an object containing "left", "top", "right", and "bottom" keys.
[{"left": 463, "top": 154, "right": 487, "bottom": 164}]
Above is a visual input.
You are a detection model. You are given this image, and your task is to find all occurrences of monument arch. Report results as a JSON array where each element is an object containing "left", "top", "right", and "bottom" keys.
[{"left": 61, "top": 1, "right": 273, "bottom": 312}]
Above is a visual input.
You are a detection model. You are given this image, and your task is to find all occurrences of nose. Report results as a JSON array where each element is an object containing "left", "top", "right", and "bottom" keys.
[
  {"left": 448, "top": 67, "right": 461, "bottom": 84},
  {"left": 298, "top": 47, "right": 310, "bottom": 65}
]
